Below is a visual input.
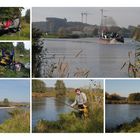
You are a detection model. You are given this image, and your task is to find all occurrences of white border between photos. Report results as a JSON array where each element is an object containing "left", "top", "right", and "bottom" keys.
[
  {"left": 0, "top": 1, "right": 140, "bottom": 140},
  {"left": 0, "top": 133, "right": 140, "bottom": 140},
  {"left": 1, "top": 0, "right": 140, "bottom": 7}
]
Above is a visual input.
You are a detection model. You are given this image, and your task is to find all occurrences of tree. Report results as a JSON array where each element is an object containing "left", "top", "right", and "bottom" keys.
[
  {"left": 32, "top": 80, "right": 46, "bottom": 93},
  {"left": 105, "top": 92, "right": 110, "bottom": 100},
  {"left": 0, "top": 7, "right": 23, "bottom": 19},
  {"left": 0, "top": 42, "right": 14, "bottom": 52},
  {"left": 16, "top": 42, "right": 25, "bottom": 54},
  {"left": 3, "top": 98, "right": 9, "bottom": 106},
  {"left": 128, "top": 93, "right": 140, "bottom": 101},
  {"left": 55, "top": 80, "right": 66, "bottom": 96},
  {"left": 32, "top": 27, "right": 57, "bottom": 77},
  {"left": 32, "top": 27, "right": 43, "bottom": 77},
  {"left": 25, "top": 9, "right": 30, "bottom": 23},
  {"left": 109, "top": 93, "right": 121, "bottom": 100},
  {"left": 105, "top": 93, "right": 122, "bottom": 100}
]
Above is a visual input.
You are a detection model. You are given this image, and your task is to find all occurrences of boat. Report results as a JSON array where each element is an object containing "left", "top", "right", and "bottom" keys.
[{"left": 98, "top": 9, "right": 124, "bottom": 44}]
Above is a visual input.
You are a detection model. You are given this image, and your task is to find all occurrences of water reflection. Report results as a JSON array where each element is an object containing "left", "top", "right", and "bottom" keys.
[
  {"left": 106, "top": 104, "right": 140, "bottom": 129},
  {"left": 0, "top": 109, "right": 11, "bottom": 124},
  {"left": 32, "top": 97, "right": 72, "bottom": 127}
]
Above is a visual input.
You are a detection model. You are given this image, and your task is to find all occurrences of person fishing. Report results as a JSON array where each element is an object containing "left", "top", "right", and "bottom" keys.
[{"left": 71, "top": 88, "right": 88, "bottom": 118}]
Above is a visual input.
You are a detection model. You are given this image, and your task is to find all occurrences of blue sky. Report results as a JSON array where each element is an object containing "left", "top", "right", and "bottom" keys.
[
  {"left": 0, "top": 80, "right": 30, "bottom": 102},
  {"left": 43, "top": 79, "right": 103, "bottom": 89},
  {"left": 106, "top": 80, "right": 140, "bottom": 97}
]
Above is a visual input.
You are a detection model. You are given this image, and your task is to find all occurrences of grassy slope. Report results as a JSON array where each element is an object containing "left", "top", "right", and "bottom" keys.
[
  {"left": 120, "top": 118, "right": 140, "bottom": 132},
  {"left": 0, "top": 109, "right": 30, "bottom": 133},
  {"left": 107, "top": 118, "right": 140, "bottom": 133}
]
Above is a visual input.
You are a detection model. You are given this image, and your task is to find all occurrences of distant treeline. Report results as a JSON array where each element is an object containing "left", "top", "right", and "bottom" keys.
[
  {"left": 0, "top": 98, "right": 10, "bottom": 107},
  {"left": 0, "top": 99, "right": 29, "bottom": 107},
  {"left": 32, "top": 80, "right": 66, "bottom": 97},
  {"left": 106, "top": 92, "right": 140, "bottom": 104},
  {"left": 33, "top": 19, "right": 139, "bottom": 38}
]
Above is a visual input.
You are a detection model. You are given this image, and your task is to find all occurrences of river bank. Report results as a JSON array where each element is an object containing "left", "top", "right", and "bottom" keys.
[
  {"left": 105, "top": 104, "right": 140, "bottom": 130},
  {"left": 106, "top": 117, "right": 140, "bottom": 133},
  {"left": 33, "top": 102, "right": 103, "bottom": 133},
  {"left": 32, "top": 92, "right": 56, "bottom": 98},
  {"left": 0, "top": 109, "right": 30, "bottom": 133}
]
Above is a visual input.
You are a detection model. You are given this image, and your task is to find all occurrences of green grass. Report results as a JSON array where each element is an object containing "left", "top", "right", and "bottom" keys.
[
  {"left": 44, "top": 34, "right": 60, "bottom": 38},
  {"left": 0, "top": 109, "right": 30, "bottom": 133},
  {"left": 34, "top": 106, "right": 103, "bottom": 133},
  {"left": 15, "top": 50, "right": 30, "bottom": 64},
  {"left": 0, "top": 66, "right": 29, "bottom": 77},
  {"left": 0, "top": 21, "right": 30, "bottom": 40},
  {"left": 0, "top": 65, "right": 29, "bottom": 78}
]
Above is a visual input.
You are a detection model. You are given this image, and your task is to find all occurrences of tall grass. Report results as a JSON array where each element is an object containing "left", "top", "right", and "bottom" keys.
[
  {"left": 121, "top": 45, "right": 140, "bottom": 77},
  {"left": 0, "top": 109, "right": 30, "bottom": 133},
  {"left": 41, "top": 49, "right": 90, "bottom": 78},
  {"left": 34, "top": 103, "right": 103, "bottom": 133}
]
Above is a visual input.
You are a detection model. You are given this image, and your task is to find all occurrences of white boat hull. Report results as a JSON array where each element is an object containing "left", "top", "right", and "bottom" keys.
[{"left": 98, "top": 38, "right": 124, "bottom": 45}]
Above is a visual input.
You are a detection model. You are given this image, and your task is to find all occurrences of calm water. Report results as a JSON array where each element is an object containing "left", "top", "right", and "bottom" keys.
[
  {"left": 0, "top": 107, "right": 29, "bottom": 124},
  {"left": 0, "top": 108, "right": 12, "bottom": 124},
  {"left": 32, "top": 97, "right": 72, "bottom": 127},
  {"left": 106, "top": 104, "right": 140, "bottom": 129},
  {"left": 40, "top": 38, "right": 139, "bottom": 77}
]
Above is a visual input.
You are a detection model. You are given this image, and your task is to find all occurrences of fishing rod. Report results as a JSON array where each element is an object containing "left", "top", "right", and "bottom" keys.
[{"left": 54, "top": 97, "right": 79, "bottom": 111}]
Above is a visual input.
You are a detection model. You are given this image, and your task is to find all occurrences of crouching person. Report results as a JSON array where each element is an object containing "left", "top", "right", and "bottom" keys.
[{"left": 71, "top": 88, "right": 88, "bottom": 118}]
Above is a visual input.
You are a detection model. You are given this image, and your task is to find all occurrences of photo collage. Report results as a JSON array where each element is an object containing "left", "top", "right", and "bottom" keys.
[{"left": 0, "top": 7, "right": 140, "bottom": 133}]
